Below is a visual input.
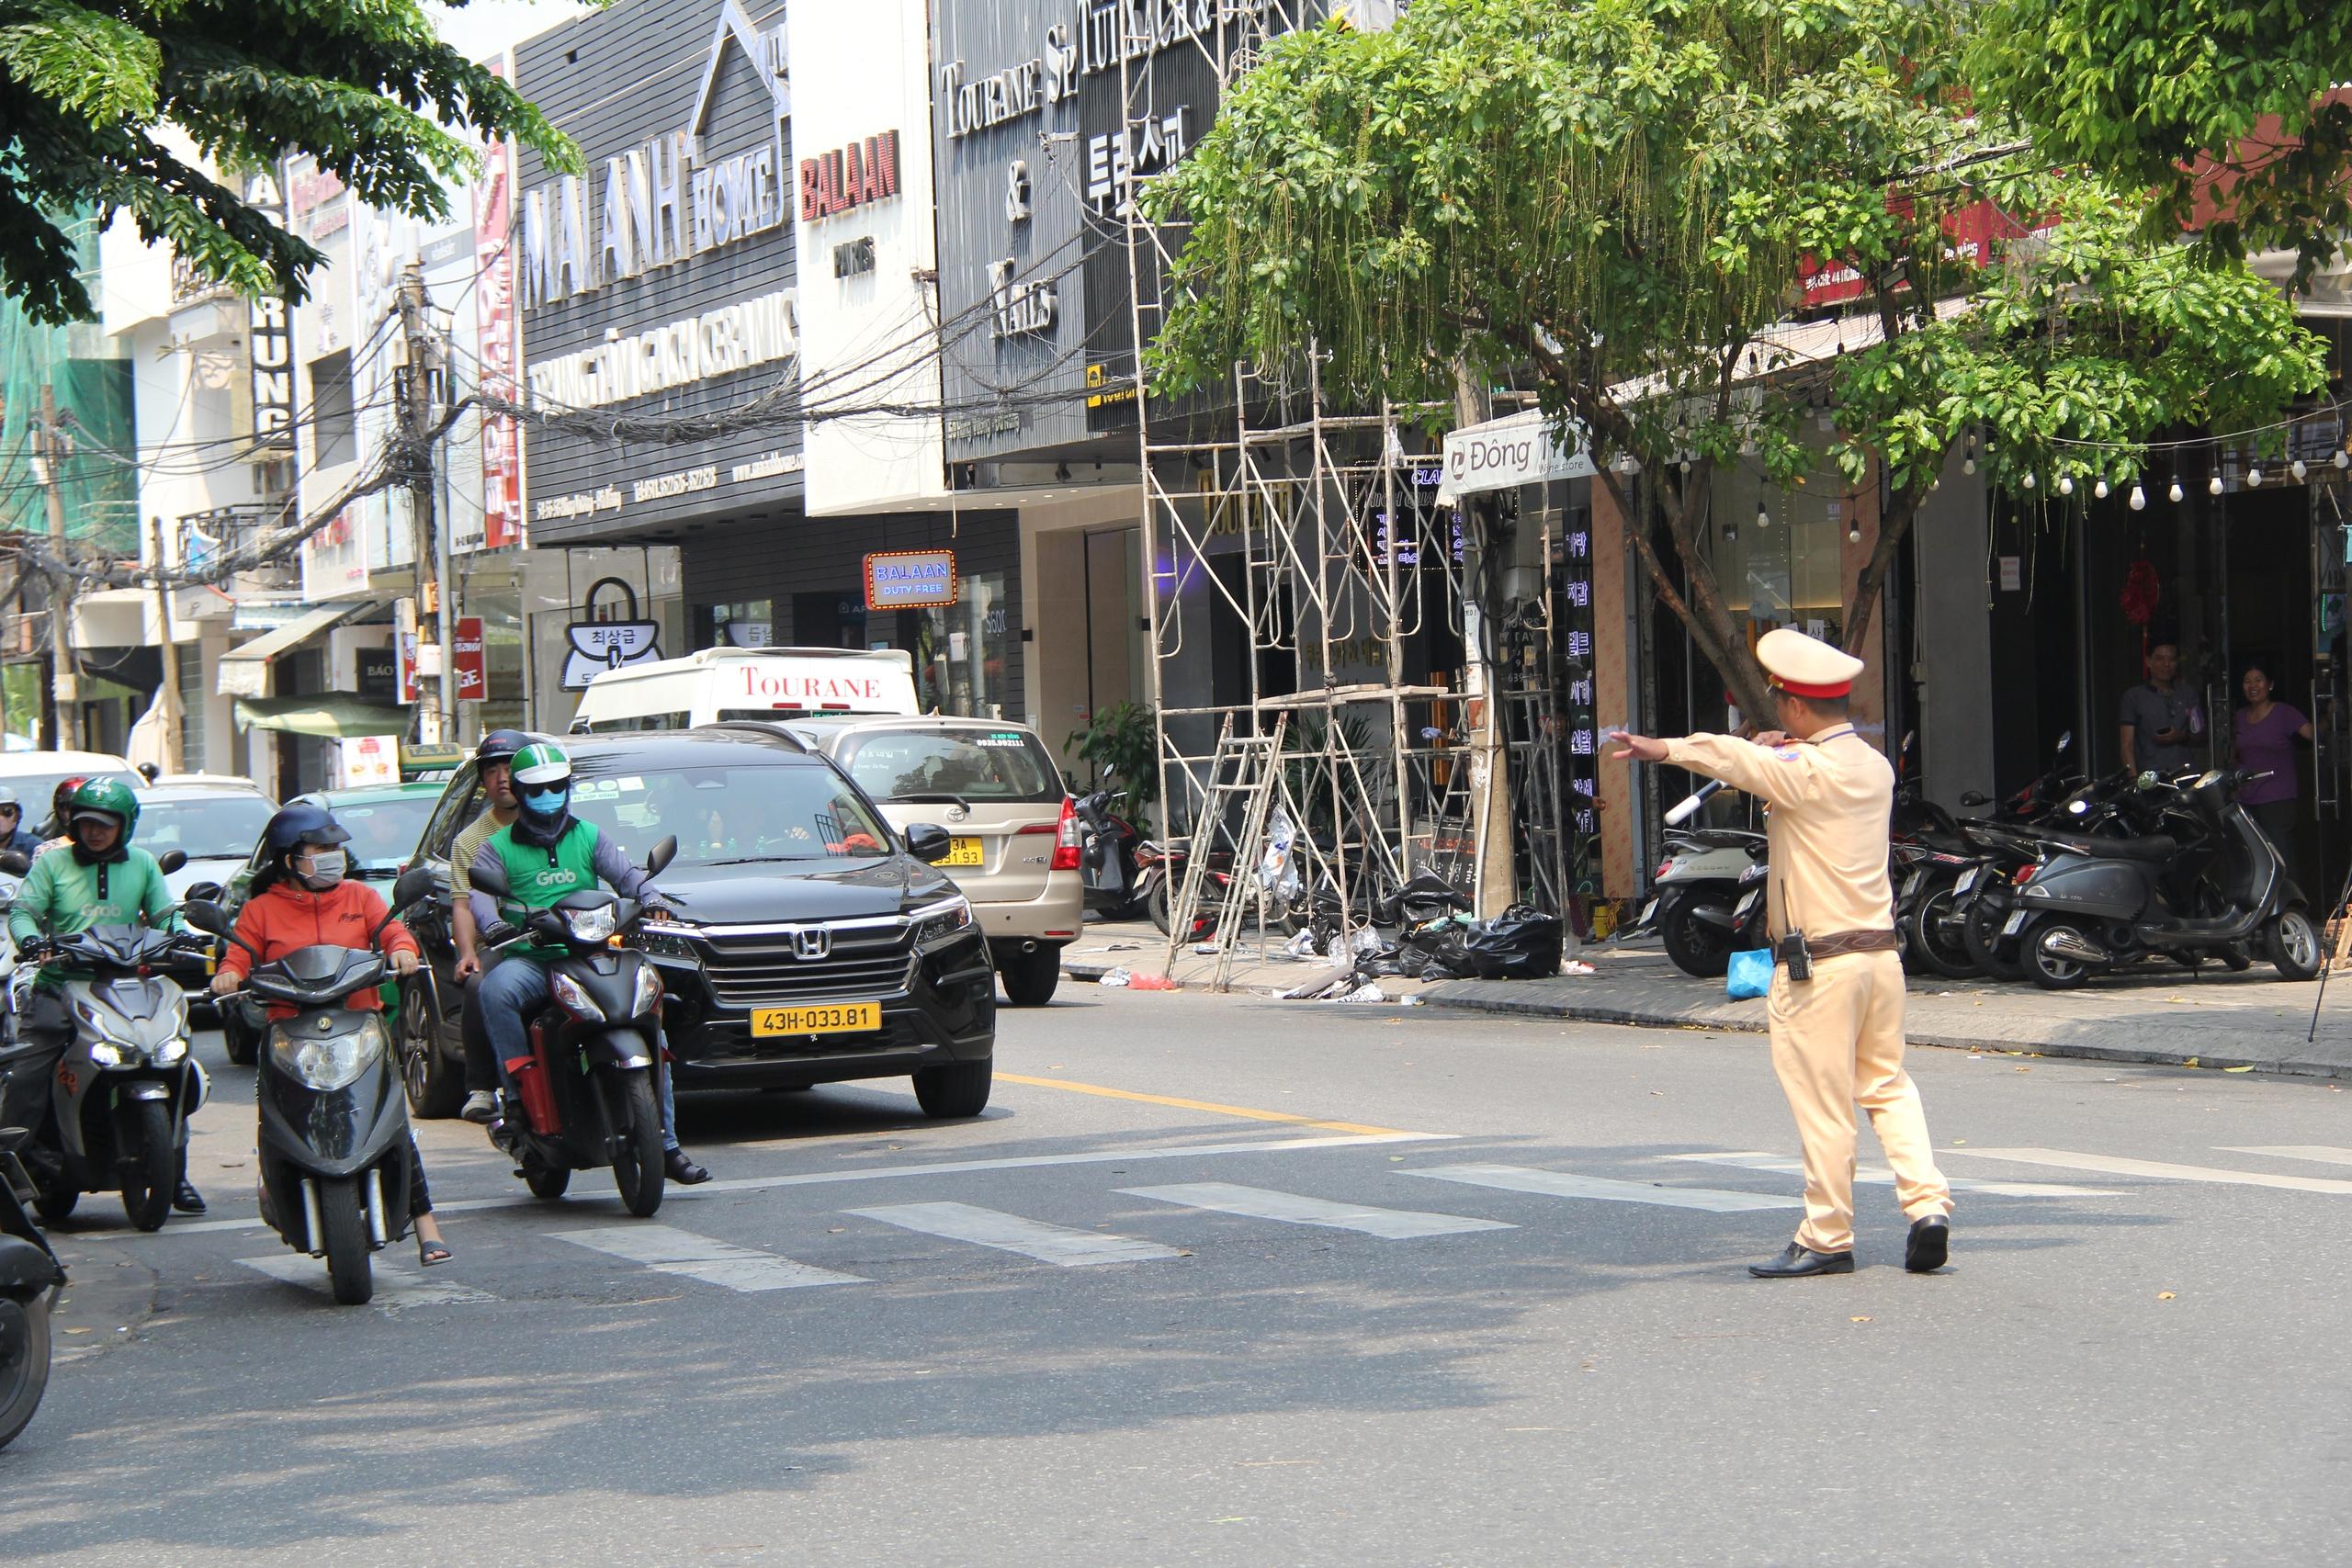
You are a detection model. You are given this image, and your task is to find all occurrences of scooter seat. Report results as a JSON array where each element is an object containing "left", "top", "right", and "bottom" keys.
[{"left": 2037, "top": 830, "right": 2177, "bottom": 862}]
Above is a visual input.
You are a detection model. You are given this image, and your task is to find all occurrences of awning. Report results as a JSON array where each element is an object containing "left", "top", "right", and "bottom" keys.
[
  {"left": 232, "top": 694, "right": 412, "bottom": 739},
  {"left": 217, "top": 600, "right": 383, "bottom": 699}
]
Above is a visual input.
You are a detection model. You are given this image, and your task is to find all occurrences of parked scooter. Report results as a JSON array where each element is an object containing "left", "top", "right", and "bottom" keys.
[
  {"left": 464, "top": 838, "right": 679, "bottom": 1217},
  {"left": 1073, "top": 782, "right": 1148, "bottom": 920},
  {"left": 182, "top": 870, "right": 435, "bottom": 1307},
  {"left": 2007, "top": 769, "right": 2319, "bottom": 988},
  {"left": 1643, "top": 781, "right": 1770, "bottom": 977},
  {"left": 0, "top": 1096, "right": 66, "bottom": 1450},
  {"left": 4, "top": 863, "right": 203, "bottom": 1233}
]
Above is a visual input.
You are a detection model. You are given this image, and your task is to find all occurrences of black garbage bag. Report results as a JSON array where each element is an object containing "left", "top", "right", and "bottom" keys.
[{"left": 1462, "top": 905, "right": 1564, "bottom": 980}]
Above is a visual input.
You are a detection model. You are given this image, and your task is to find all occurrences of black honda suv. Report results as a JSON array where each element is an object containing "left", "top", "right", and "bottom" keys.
[{"left": 396, "top": 728, "right": 996, "bottom": 1120}]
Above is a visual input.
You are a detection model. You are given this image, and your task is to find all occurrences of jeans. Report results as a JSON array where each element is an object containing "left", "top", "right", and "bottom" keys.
[{"left": 479, "top": 959, "right": 679, "bottom": 1152}]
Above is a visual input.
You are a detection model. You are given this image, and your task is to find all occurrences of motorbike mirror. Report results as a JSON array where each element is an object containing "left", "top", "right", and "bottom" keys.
[
  {"left": 390, "top": 865, "right": 436, "bottom": 914},
  {"left": 179, "top": 898, "right": 232, "bottom": 938},
  {"left": 1958, "top": 791, "right": 1989, "bottom": 807},
  {"left": 643, "top": 835, "right": 678, "bottom": 879},
  {"left": 904, "top": 822, "right": 956, "bottom": 863},
  {"left": 2136, "top": 770, "right": 2160, "bottom": 792},
  {"left": 184, "top": 881, "right": 224, "bottom": 904},
  {"left": 0, "top": 850, "right": 27, "bottom": 876},
  {"left": 469, "top": 859, "right": 512, "bottom": 898},
  {"left": 154, "top": 849, "right": 187, "bottom": 874},
  {"left": 2055, "top": 730, "right": 2073, "bottom": 753}
]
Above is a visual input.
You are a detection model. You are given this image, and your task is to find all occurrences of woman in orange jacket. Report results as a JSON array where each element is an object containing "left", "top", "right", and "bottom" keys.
[{"left": 209, "top": 804, "right": 451, "bottom": 1266}]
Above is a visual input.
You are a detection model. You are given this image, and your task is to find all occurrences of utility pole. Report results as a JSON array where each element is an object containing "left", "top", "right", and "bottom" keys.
[
  {"left": 36, "top": 381, "right": 81, "bottom": 750},
  {"left": 149, "top": 514, "right": 184, "bottom": 772},
  {"left": 395, "top": 263, "right": 447, "bottom": 746},
  {"left": 1453, "top": 362, "right": 1517, "bottom": 917}
]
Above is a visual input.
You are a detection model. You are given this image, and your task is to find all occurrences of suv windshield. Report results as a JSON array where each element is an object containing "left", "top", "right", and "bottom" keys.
[
  {"left": 140, "top": 795, "right": 276, "bottom": 859},
  {"left": 568, "top": 761, "right": 895, "bottom": 864},
  {"left": 9, "top": 770, "right": 141, "bottom": 836},
  {"left": 333, "top": 796, "right": 438, "bottom": 873},
  {"left": 834, "top": 728, "right": 1061, "bottom": 803}
]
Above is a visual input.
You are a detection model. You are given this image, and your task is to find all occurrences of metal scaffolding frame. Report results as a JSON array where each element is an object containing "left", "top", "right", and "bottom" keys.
[{"left": 1113, "top": 0, "right": 1499, "bottom": 986}]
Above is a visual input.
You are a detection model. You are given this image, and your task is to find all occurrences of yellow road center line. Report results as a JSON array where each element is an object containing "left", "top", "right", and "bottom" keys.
[{"left": 999, "top": 1073, "right": 1418, "bottom": 1138}]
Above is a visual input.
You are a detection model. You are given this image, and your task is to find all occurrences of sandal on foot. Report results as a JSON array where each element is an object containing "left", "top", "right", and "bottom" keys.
[{"left": 418, "top": 1239, "right": 452, "bottom": 1267}]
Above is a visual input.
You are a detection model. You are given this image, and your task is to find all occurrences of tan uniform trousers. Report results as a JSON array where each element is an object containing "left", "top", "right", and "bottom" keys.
[{"left": 1765, "top": 948, "right": 1952, "bottom": 1254}]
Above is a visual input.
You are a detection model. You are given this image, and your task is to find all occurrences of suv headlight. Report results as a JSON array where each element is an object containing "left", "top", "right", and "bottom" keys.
[
  {"left": 551, "top": 971, "right": 606, "bottom": 1021},
  {"left": 910, "top": 895, "right": 975, "bottom": 950},
  {"left": 563, "top": 905, "right": 618, "bottom": 945},
  {"left": 271, "top": 1018, "right": 385, "bottom": 1091}
]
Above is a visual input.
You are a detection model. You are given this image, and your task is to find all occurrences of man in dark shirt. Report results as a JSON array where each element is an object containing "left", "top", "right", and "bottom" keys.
[{"left": 2120, "top": 641, "right": 2202, "bottom": 778}]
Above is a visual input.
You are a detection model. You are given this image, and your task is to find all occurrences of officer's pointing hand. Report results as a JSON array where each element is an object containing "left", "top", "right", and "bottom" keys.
[{"left": 1606, "top": 729, "right": 1669, "bottom": 764}]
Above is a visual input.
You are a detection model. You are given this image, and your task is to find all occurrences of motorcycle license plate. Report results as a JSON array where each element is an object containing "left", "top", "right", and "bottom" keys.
[
  {"left": 1955, "top": 867, "right": 1979, "bottom": 896},
  {"left": 1637, "top": 898, "right": 1658, "bottom": 928},
  {"left": 2002, "top": 910, "right": 2029, "bottom": 937},
  {"left": 752, "top": 1002, "right": 882, "bottom": 1037},
  {"left": 941, "top": 837, "right": 985, "bottom": 868}
]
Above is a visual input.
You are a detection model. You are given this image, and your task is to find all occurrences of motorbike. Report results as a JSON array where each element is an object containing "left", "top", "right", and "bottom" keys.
[
  {"left": 465, "top": 837, "right": 679, "bottom": 1217},
  {"left": 0, "top": 1098, "right": 66, "bottom": 1450},
  {"left": 0, "top": 844, "right": 202, "bottom": 1232},
  {"left": 2007, "top": 769, "right": 2319, "bottom": 989},
  {"left": 1642, "top": 782, "right": 1770, "bottom": 977},
  {"left": 1073, "top": 785, "right": 1148, "bottom": 920},
  {"left": 182, "top": 869, "right": 435, "bottom": 1307}
]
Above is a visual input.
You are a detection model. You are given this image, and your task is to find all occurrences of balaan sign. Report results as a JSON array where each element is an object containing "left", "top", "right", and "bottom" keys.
[{"left": 522, "top": 0, "right": 793, "bottom": 309}]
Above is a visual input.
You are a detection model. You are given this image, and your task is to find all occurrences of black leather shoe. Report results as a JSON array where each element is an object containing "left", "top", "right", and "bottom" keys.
[
  {"left": 1748, "top": 1242, "right": 1855, "bottom": 1278},
  {"left": 664, "top": 1150, "right": 711, "bottom": 1186},
  {"left": 173, "top": 1179, "right": 207, "bottom": 1214},
  {"left": 1905, "top": 1215, "right": 1951, "bottom": 1273}
]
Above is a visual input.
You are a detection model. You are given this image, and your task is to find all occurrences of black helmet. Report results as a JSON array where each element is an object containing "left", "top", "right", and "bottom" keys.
[
  {"left": 263, "top": 803, "right": 353, "bottom": 860},
  {"left": 476, "top": 728, "right": 531, "bottom": 768}
]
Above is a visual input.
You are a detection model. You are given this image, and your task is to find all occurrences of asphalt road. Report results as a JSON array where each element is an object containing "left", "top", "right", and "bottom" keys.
[{"left": 9, "top": 987, "right": 2352, "bottom": 1566}]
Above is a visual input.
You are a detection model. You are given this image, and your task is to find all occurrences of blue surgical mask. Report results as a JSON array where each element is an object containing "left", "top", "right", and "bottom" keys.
[{"left": 522, "top": 786, "right": 568, "bottom": 817}]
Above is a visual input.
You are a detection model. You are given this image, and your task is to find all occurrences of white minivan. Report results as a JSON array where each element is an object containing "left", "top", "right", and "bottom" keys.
[{"left": 568, "top": 647, "right": 921, "bottom": 734}]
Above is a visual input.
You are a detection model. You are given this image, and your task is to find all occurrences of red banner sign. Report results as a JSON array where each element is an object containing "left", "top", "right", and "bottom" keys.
[{"left": 473, "top": 69, "right": 526, "bottom": 552}]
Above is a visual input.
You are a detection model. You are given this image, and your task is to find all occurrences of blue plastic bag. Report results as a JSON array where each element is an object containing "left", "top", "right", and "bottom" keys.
[{"left": 1724, "top": 948, "right": 1775, "bottom": 1000}]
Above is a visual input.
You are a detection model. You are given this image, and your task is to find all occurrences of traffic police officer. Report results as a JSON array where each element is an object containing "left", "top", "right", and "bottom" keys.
[{"left": 1610, "top": 627, "right": 1953, "bottom": 1277}]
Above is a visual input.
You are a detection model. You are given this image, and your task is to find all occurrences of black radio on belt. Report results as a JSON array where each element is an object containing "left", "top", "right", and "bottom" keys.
[{"left": 1776, "top": 930, "right": 1813, "bottom": 983}]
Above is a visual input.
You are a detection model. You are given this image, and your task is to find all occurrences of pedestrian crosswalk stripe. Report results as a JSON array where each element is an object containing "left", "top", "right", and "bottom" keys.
[
  {"left": 1953, "top": 1147, "right": 2352, "bottom": 1195},
  {"left": 1119, "top": 1182, "right": 1515, "bottom": 1239},
  {"left": 553, "top": 1224, "right": 868, "bottom": 1292},
  {"left": 236, "top": 1253, "right": 497, "bottom": 1309},
  {"left": 1404, "top": 1164, "right": 1803, "bottom": 1213},
  {"left": 1662, "top": 1150, "right": 2122, "bottom": 1198},
  {"left": 846, "top": 1201, "right": 1182, "bottom": 1266},
  {"left": 2215, "top": 1145, "right": 2352, "bottom": 1168}
]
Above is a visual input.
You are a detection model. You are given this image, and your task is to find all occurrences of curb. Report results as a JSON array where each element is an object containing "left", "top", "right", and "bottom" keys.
[{"left": 1417, "top": 985, "right": 2352, "bottom": 1080}]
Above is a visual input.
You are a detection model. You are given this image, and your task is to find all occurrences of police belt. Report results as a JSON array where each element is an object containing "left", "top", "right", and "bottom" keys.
[{"left": 1804, "top": 928, "right": 1902, "bottom": 959}]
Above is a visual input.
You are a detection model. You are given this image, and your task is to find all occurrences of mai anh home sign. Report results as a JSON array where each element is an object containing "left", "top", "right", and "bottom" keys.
[{"left": 865, "top": 549, "right": 959, "bottom": 611}]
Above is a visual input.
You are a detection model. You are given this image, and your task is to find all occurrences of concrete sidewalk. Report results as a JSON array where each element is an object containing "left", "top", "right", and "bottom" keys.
[{"left": 1057, "top": 919, "right": 2352, "bottom": 1078}]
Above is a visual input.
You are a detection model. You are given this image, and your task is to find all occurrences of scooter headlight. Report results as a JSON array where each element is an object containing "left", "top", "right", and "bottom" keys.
[
  {"left": 551, "top": 971, "right": 606, "bottom": 1022},
  {"left": 72, "top": 999, "right": 142, "bottom": 1063},
  {"left": 272, "top": 1017, "right": 384, "bottom": 1091},
  {"left": 562, "top": 905, "right": 618, "bottom": 946},
  {"left": 151, "top": 1035, "right": 188, "bottom": 1066},
  {"left": 631, "top": 964, "right": 663, "bottom": 1016},
  {"left": 85, "top": 1040, "right": 128, "bottom": 1068}
]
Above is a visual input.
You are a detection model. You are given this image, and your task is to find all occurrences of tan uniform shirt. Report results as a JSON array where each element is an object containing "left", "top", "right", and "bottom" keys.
[
  {"left": 449, "top": 809, "right": 502, "bottom": 903},
  {"left": 1663, "top": 725, "right": 1894, "bottom": 939}
]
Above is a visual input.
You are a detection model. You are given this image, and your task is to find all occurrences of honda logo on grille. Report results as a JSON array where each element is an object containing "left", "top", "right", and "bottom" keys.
[{"left": 787, "top": 926, "right": 832, "bottom": 961}]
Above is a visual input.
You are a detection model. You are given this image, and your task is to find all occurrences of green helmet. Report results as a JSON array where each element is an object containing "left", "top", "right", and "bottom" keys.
[
  {"left": 68, "top": 776, "right": 141, "bottom": 841},
  {"left": 511, "top": 741, "right": 572, "bottom": 789}
]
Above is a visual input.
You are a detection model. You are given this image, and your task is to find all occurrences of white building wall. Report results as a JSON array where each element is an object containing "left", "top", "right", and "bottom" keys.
[{"left": 788, "top": 0, "right": 948, "bottom": 515}]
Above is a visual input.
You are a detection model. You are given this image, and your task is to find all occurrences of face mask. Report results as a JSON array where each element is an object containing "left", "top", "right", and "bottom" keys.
[
  {"left": 297, "top": 849, "right": 347, "bottom": 890},
  {"left": 522, "top": 786, "right": 569, "bottom": 817}
]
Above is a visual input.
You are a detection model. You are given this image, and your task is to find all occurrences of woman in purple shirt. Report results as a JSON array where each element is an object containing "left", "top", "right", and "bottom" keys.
[{"left": 2233, "top": 664, "right": 2312, "bottom": 856}]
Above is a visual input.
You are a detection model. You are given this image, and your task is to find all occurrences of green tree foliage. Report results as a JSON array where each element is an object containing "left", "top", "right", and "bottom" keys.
[
  {"left": 1145, "top": 0, "right": 2327, "bottom": 716},
  {"left": 1970, "top": 0, "right": 2352, "bottom": 281},
  {"left": 0, "top": 0, "right": 579, "bottom": 323}
]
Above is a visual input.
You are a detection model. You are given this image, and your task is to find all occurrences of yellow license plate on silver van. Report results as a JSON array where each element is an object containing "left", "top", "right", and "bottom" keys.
[
  {"left": 751, "top": 1002, "right": 882, "bottom": 1036},
  {"left": 941, "top": 837, "right": 984, "bottom": 866}
]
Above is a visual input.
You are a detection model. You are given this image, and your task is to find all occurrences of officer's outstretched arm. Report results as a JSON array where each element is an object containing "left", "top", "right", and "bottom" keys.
[{"left": 1661, "top": 732, "right": 1826, "bottom": 809}]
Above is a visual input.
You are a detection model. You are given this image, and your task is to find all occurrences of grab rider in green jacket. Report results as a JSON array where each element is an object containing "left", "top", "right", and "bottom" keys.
[
  {"left": 2, "top": 777, "right": 206, "bottom": 1213},
  {"left": 469, "top": 743, "right": 709, "bottom": 1185}
]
